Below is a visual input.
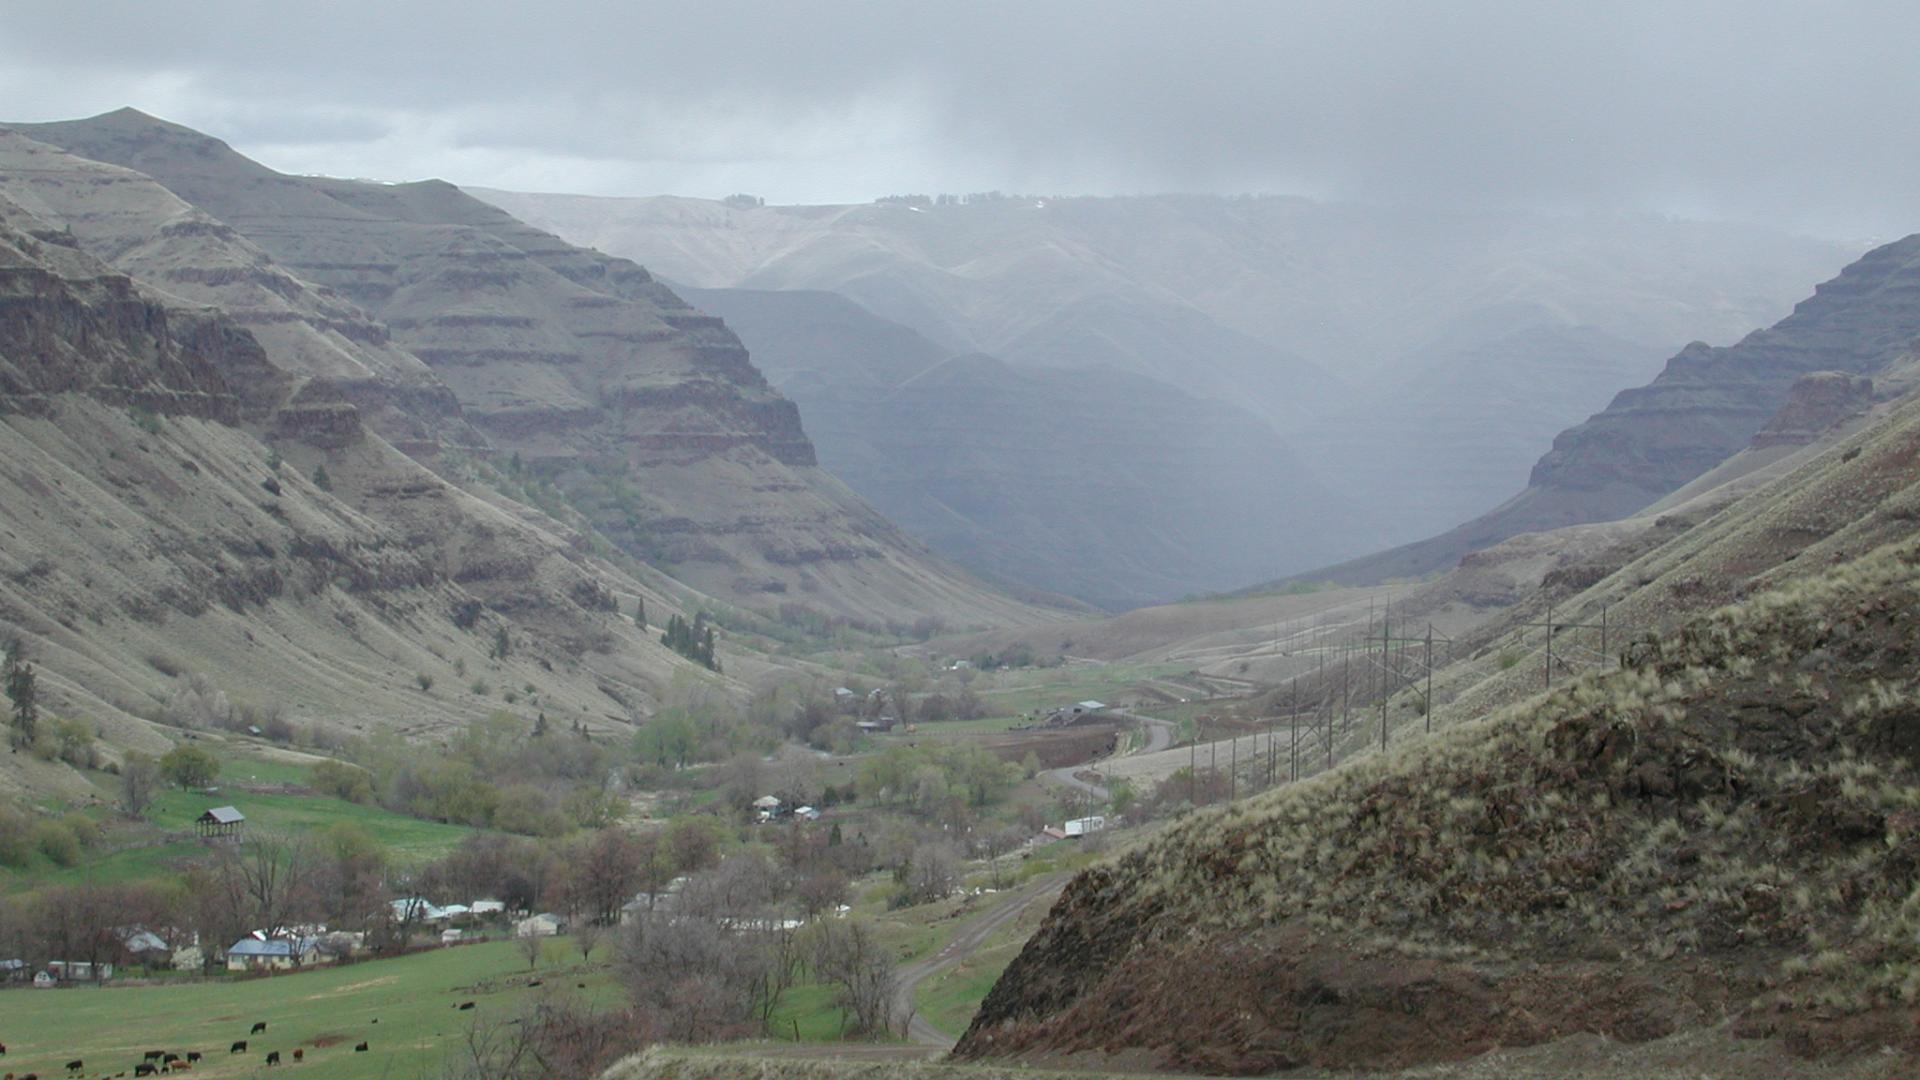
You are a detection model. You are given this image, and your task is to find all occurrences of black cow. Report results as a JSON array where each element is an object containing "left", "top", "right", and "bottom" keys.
[
  {"left": 265, "top": 1051, "right": 280, "bottom": 1066},
  {"left": 143, "top": 1052, "right": 164, "bottom": 1061},
  {"left": 353, "top": 1042, "right": 368, "bottom": 1052},
  {"left": 456, "top": 1001, "right": 475, "bottom": 1010},
  {"left": 162, "top": 1055, "right": 179, "bottom": 1065},
  {"left": 250, "top": 1023, "right": 268, "bottom": 1035},
  {"left": 229, "top": 1041, "right": 246, "bottom": 1054},
  {"left": 62, "top": 1062, "right": 80, "bottom": 1075},
  {"left": 185, "top": 1053, "right": 202, "bottom": 1063},
  {"left": 134, "top": 1066, "right": 156, "bottom": 1078}
]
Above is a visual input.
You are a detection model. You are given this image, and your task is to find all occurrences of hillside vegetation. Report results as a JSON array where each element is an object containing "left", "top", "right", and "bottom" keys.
[{"left": 954, "top": 528, "right": 1920, "bottom": 1072}]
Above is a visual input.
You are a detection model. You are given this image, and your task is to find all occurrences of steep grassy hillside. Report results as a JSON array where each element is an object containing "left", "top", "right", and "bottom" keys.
[
  {"left": 958, "top": 534, "right": 1920, "bottom": 1072},
  {"left": 17, "top": 109, "right": 1046, "bottom": 630},
  {"left": 0, "top": 194, "right": 703, "bottom": 801},
  {"left": 954, "top": 363, "right": 1920, "bottom": 1070}
]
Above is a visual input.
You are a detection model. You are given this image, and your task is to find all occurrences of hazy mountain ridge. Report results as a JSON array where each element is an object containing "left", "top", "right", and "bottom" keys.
[
  {"left": 475, "top": 188, "right": 1850, "bottom": 543},
  {"left": 1304, "top": 232, "right": 1920, "bottom": 586},
  {"left": 681, "top": 285, "right": 1379, "bottom": 609},
  {"left": 18, "top": 110, "right": 1044, "bottom": 629}
]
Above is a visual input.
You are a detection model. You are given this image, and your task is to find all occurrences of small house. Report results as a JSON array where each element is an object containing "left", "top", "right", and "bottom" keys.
[
  {"left": 195, "top": 805, "right": 246, "bottom": 841},
  {"left": 440, "top": 928, "right": 464, "bottom": 946},
  {"left": 117, "top": 927, "right": 172, "bottom": 965},
  {"left": 46, "top": 959, "right": 113, "bottom": 981},
  {"left": 794, "top": 805, "right": 822, "bottom": 822},
  {"left": 225, "top": 936, "right": 321, "bottom": 971},
  {"left": 752, "top": 794, "right": 783, "bottom": 821},
  {"left": 514, "top": 912, "right": 565, "bottom": 938},
  {"left": 390, "top": 896, "right": 447, "bottom": 923},
  {"left": 0, "top": 957, "right": 27, "bottom": 982},
  {"left": 33, "top": 970, "right": 55, "bottom": 988},
  {"left": 469, "top": 899, "right": 507, "bottom": 917}
]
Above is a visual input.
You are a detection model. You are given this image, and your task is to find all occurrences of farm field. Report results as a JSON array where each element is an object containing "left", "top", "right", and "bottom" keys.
[
  {"left": 0, "top": 936, "right": 619, "bottom": 1079},
  {"left": 3, "top": 742, "right": 482, "bottom": 893}
]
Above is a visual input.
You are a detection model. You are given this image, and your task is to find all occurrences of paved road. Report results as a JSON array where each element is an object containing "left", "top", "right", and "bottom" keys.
[
  {"left": 1038, "top": 707, "right": 1174, "bottom": 801},
  {"left": 895, "top": 874, "right": 1068, "bottom": 1048}
]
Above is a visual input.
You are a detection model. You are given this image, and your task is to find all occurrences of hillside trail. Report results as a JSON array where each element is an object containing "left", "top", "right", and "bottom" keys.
[{"left": 896, "top": 873, "right": 1070, "bottom": 1049}]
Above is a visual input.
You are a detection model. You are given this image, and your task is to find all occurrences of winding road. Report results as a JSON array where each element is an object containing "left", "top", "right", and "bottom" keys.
[
  {"left": 895, "top": 873, "right": 1069, "bottom": 1048},
  {"left": 1039, "top": 706, "right": 1175, "bottom": 801}
]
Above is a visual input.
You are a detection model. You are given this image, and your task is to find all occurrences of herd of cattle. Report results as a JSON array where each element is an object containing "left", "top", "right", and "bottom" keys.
[{"left": 0, "top": 1020, "right": 376, "bottom": 1078}]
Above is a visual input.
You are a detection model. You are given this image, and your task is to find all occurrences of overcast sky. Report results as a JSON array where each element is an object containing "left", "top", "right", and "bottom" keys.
[{"left": 3, "top": 1, "right": 1916, "bottom": 238}]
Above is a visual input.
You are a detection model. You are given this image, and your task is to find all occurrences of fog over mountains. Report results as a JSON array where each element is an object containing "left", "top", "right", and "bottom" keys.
[{"left": 483, "top": 188, "right": 1850, "bottom": 602}]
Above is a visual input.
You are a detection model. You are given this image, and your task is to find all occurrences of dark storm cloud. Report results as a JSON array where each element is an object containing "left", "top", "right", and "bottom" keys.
[{"left": 3, "top": 1, "right": 1916, "bottom": 235}]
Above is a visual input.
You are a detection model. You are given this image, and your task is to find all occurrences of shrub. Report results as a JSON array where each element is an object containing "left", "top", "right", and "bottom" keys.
[
  {"left": 34, "top": 820, "right": 79, "bottom": 865},
  {"left": 312, "top": 758, "right": 375, "bottom": 803}
]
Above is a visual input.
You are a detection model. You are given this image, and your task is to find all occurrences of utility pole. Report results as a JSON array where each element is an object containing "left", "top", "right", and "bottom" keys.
[
  {"left": 1424, "top": 623, "right": 1434, "bottom": 734},
  {"left": 1229, "top": 735, "right": 1236, "bottom": 802},
  {"left": 1521, "top": 604, "right": 1612, "bottom": 690}
]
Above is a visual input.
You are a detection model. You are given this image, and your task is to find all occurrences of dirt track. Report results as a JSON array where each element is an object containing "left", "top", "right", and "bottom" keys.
[{"left": 895, "top": 874, "right": 1069, "bottom": 1049}]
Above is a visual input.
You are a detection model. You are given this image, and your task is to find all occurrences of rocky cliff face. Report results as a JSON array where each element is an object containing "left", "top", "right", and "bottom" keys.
[
  {"left": 0, "top": 192, "right": 730, "bottom": 802},
  {"left": 1529, "top": 234, "right": 1920, "bottom": 503},
  {"left": 19, "top": 110, "right": 1039, "bottom": 628},
  {"left": 0, "top": 129, "right": 476, "bottom": 457},
  {"left": 1748, "top": 371, "right": 1875, "bottom": 450},
  {"left": 1287, "top": 236, "right": 1920, "bottom": 587}
]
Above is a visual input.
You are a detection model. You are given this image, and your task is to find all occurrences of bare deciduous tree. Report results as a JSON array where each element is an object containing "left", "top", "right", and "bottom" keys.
[
  {"left": 120, "top": 751, "right": 160, "bottom": 819},
  {"left": 808, "top": 918, "right": 898, "bottom": 1038}
]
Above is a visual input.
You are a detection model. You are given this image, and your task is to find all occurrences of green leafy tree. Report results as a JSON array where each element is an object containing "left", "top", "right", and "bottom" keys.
[
  {"left": 5, "top": 640, "right": 38, "bottom": 749},
  {"left": 159, "top": 744, "right": 221, "bottom": 791}
]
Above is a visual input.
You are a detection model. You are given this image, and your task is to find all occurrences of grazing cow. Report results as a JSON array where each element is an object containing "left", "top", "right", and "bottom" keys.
[
  {"left": 168, "top": 1064, "right": 191, "bottom": 1073},
  {"left": 250, "top": 1023, "right": 268, "bottom": 1035},
  {"left": 265, "top": 1051, "right": 280, "bottom": 1066},
  {"left": 527, "top": 979, "right": 541, "bottom": 987},
  {"left": 291, "top": 1050, "right": 303, "bottom": 1062},
  {"left": 144, "top": 1052, "right": 164, "bottom": 1061},
  {"left": 63, "top": 1062, "right": 81, "bottom": 1075},
  {"left": 0, "top": 1039, "right": 7, "bottom": 1053},
  {"left": 354, "top": 1042, "right": 369, "bottom": 1053},
  {"left": 457, "top": 1001, "right": 475, "bottom": 1010},
  {"left": 162, "top": 1055, "right": 178, "bottom": 1065},
  {"left": 185, "top": 1053, "right": 201, "bottom": 1063},
  {"left": 134, "top": 1067, "right": 156, "bottom": 1078},
  {"left": 229, "top": 1041, "right": 246, "bottom": 1054}
]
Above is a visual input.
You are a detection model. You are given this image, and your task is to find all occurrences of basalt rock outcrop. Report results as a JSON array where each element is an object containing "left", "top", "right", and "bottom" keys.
[
  {"left": 18, "top": 109, "right": 1038, "bottom": 628},
  {"left": 1290, "top": 234, "right": 1920, "bottom": 586},
  {"left": 0, "top": 192, "right": 711, "bottom": 802}
]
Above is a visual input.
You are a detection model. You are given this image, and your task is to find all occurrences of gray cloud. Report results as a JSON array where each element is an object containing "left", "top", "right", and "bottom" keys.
[{"left": 2, "top": 1, "right": 1916, "bottom": 236}]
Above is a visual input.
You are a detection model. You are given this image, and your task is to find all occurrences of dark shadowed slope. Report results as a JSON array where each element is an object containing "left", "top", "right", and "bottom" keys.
[{"left": 682, "top": 285, "right": 1380, "bottom": 609}]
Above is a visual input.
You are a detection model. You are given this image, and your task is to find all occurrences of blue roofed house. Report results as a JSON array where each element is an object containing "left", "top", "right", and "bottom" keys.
[{"left": 226, "top": 935, "right": 323, "bottom": 972}]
